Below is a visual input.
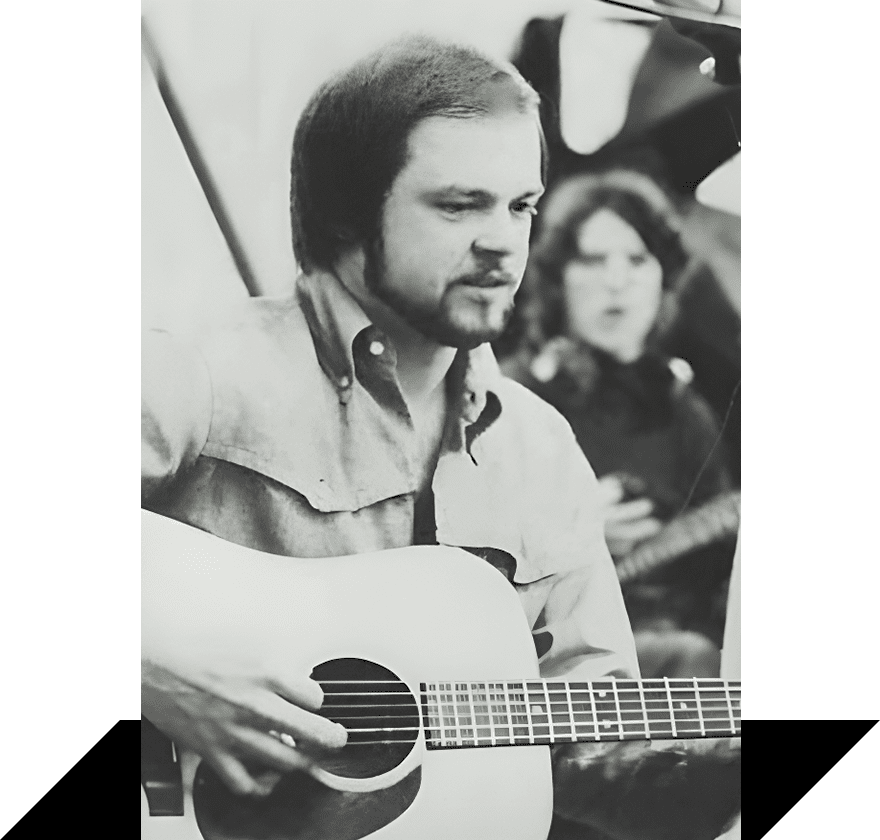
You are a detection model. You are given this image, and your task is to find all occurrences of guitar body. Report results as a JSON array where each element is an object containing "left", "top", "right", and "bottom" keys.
[{"left": 141, "top": 512, "right": 553, "bottom": 840}]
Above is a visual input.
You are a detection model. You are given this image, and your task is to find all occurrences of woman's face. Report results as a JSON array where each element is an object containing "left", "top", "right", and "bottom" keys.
[{"left": 562, "top": 208, "right": 664, "bottom": 362}]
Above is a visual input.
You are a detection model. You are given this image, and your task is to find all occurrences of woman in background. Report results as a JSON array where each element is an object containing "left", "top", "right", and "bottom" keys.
[{"left": 505, "top": 169, "right": 737, "bottom": 678}]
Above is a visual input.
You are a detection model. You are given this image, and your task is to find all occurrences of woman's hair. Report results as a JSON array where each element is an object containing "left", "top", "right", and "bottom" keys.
[
  {"left": 290, "top": 35, "right": 545, "bottom": 273},
  {"left": 522, "top": 169, "right": 689, "bottom": 345}
]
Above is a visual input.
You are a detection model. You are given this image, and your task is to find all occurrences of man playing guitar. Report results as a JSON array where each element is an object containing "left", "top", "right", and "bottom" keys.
[{"left": 142, "top": 34, "right": 738, "bottom": 839}]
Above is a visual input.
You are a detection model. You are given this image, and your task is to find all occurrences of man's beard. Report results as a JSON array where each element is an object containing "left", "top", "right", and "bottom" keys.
[{"left": 363, "top": 238, "right": 516, "bottom": 350}]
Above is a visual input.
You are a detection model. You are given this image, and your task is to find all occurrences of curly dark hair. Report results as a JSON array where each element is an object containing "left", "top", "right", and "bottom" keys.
[
  {"left": 522, "top": 169, "right": 689, "bottom": 345},
  {"left": 290, "top": 35, "right": 546, "bottom": 273}
]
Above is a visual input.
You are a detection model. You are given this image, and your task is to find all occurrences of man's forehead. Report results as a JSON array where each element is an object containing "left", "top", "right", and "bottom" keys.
[{"left": 398, "top": 113, "right": 543, "bottom": 194}]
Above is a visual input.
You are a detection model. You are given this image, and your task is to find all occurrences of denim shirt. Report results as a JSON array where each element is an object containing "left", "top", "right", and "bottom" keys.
[{"left": 142, "top": 270, "right": 639, "bottom": 680}]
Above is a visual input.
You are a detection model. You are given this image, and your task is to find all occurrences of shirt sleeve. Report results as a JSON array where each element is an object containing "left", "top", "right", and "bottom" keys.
[
  {"left": 528, "top": 426, "right": 641, "bottom": 682},
  {"left": 142, "top": 329, "right": 213, "bottom": 503}
]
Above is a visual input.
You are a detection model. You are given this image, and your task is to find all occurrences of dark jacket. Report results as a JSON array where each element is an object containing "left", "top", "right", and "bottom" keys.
[{"left": 508, "top": 338, "right": 735, "bottom": 643}]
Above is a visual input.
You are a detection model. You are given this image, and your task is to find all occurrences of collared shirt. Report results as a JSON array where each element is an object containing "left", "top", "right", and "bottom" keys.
[{"left": 142, "top": 270, "right": 639, "bottom": 680}]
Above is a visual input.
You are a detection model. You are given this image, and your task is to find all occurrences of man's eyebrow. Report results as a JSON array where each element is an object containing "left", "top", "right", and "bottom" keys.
[
  {"left": 423, "top": 187, "right": 493, "bottom": 201},
  {"left": 422, "top": 186, "right": 545, "bottom": 201}
]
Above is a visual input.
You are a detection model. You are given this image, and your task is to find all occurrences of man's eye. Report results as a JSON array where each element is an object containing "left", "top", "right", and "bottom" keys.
[
  {"left": 440, "top": 203, "right": 472, "bottom": 215},
  {"left": 512, "top": 202, "right": 538, "bottom": 217},
  {"left": 630, "top": 253, "right": 649, "bottom": 266}
]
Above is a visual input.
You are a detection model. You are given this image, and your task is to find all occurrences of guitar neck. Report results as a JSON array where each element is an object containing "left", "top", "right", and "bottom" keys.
[
  {"left": 420, "top": 677, "right": 740, "bottom": 750},
  {"left": 616, "top": 491, "right": 741, "bottom": 585}
]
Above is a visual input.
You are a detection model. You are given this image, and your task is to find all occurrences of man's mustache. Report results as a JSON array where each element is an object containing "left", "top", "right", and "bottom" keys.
[{"left": 453, "top": 268, "right": 519, "bottom": 288}]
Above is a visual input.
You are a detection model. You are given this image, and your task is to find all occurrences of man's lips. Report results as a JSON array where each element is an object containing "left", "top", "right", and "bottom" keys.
[{"left": 455, "top": 272, "right": 517, "bottom": 288}]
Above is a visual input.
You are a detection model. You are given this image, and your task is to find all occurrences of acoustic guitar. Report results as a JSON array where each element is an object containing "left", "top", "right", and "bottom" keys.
[{"left": 141, "top": 511, "right": 741, "bottom": 840}]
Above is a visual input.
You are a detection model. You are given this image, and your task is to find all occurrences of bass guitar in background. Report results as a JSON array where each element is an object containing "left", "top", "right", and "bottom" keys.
[{"left": 614, "top": 486, "right": 741, "bottom": 584}]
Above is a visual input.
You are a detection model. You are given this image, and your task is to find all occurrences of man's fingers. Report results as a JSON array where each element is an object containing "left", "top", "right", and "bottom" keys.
[
  {"left": 234, "top": 727, "right": 321, "bottom": 773},
  {"left": 605, "top": 498, "right": 654, "bottom": 523},
  {"left": 264, "top": 673, "right": 324, "bottom": 710},
  {"left": 209, "top": 753, "right": 266, "bottom": 797},
  {"left": 250, "top": 692, "right": 348, "bottom": 750}
]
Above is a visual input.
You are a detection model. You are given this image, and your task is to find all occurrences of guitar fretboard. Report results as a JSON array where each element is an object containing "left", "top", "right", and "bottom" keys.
[{"left": 421, "top": 678, "right": 740, "bottom": 750}]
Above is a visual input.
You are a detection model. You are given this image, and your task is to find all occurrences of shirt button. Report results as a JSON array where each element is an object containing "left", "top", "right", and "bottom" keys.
[
  {"left": 338, "top": 375, "right": 351, "bottom": 388},
  {"left": 369, "top": 341, "right": 385, "bottom": 356}
]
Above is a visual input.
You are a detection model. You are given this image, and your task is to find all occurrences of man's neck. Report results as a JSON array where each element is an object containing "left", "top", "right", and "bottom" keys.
[{"left": 333, "top": 254, "right": 457, "bottom": 409}]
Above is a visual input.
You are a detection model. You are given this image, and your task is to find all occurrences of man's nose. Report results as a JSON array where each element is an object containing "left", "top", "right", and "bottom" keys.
[{"left": 472, "top": 209, "right": 524, "bottom": 256}]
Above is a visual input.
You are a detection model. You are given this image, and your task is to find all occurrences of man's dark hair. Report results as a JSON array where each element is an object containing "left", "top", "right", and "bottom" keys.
[{"left": 290, "top": 35, "right": 546, "bottom": 273}]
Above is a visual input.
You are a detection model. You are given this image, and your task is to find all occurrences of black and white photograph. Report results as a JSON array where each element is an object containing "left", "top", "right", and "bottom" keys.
[{"left": 140, "top": 2, "right": 740, "bottom": 838}]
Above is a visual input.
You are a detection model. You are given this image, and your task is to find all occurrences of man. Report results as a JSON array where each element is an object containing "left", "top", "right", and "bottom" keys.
[{"left": 142, "top": 34, "right": 638, "bottom": 808}]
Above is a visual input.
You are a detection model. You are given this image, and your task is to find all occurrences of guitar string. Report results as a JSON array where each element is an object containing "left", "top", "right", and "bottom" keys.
[
  {"left": 316, "top": 679, "right": 741, "bottom": 685},
  {"left": 319, "top": 704, "right": 740, "bottom": 715},
  {"left": 313, "top": 724, "right": 741, "bottom": 745},
  {"left": 317, "top": 683, "right": 741, "bottom": 690},
  {"left": 332, "top": 709, "right": 742, "bottom": 732},
  {"left": 320, "top": 710, "right": 740, "bottom": 727},
  {"left": 317, "top": 718, "right": 742, "bottom": 742},
  {"left": 321, "top": 712, "right": 740, "bottom": 723},
  {"left": 324, "top": 686, "right": 738, "bottom": 703},
  {"left": 675, "top": 378, "right": 741, "bottom": 517}
]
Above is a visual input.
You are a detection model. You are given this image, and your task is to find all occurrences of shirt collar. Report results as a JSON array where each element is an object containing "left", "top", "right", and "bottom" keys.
[{"left": 295, "top": 268, "right": 504, "bottom": 430}]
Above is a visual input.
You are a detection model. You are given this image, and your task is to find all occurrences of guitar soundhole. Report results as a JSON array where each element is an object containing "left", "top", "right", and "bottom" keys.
[{"left": 311, "top": 657, "right": 419, "bottom": 779}]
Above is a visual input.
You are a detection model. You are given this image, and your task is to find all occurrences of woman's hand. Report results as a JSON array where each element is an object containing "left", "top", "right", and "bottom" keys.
[{"left": 596, "top": 474, "right": 663, "bottom": 558}]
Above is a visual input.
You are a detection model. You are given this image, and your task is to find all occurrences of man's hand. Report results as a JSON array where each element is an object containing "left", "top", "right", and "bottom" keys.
[
  {"left": 141, "top": 511, "right": 350, "bottom": 797},
  {"left": 142, "top": 651, "right": 347, "bottom": 797},
  {"left": 596, "top": 475, "right": 663, "bottom": 558}
]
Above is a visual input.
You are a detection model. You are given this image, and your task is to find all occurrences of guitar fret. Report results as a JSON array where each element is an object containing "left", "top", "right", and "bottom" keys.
[
  {"left": 664, "top": 678, "right": 678, "bottom": 738},
  {"left": 423, "top": 683, "right": 431, "bottom": 746},
  {"left": 724, "top": 681, "right": 734, "bottom": 734},
  {"left": 542, "top": 681, "right": 554, "bottom": 743},
  {"left": 455, "top": 682, "right": 469, "bottom": 746},
  {"left": 670, "top": 681, "right": 701, "bottom": 733},
  {"left": 586, "top": 681, "right": 599, "bottom": 740},
  {"left": 446, "top": 682, "right": 458, "bottom": 746},
  {"left": 695, "top": 679, "right": 706, "bottom": 737},
  {"left": 596, "top": 682, "right": 618, "bottom": 740},
  {"left": 564, "top": 682, "right": 577, "bottom": 742},
  {"left": 611, "top": 680, "right": 623, "bottom": 740},
  {"left": 637, "top": 680, "right": 650, "bottom": 739},
  {"left": 513, "top": 682, "right": 530, "bottom": 744},
  {"left": 488, "top": 683, "right": 508, "bottom": 744},
  {"left": 485, "top": 682, "right": 496, "bottom": 746},
  {"left": 524, "top": 682, "right": 536, "bottom": 745},
  {"left": 466, "top": 683, "right": 478, "bottom": 747}
]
